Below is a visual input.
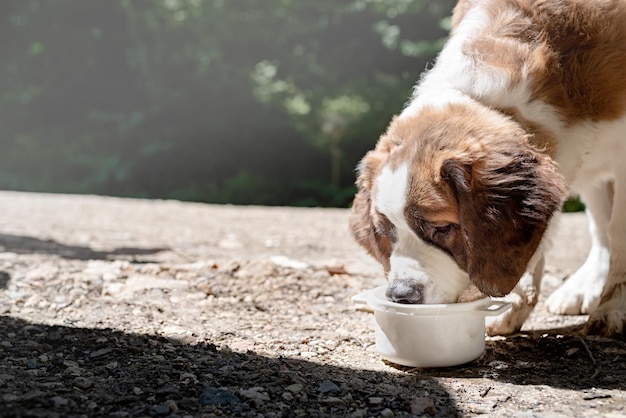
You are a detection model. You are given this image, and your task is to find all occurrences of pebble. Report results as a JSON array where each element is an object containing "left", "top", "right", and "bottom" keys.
[
  {"left": 411, "top": 396, "right": 436, "bottom": 415},
  {"left": 105, "top": 361, "right": 118, "bottom": 370},
  {"left": 73, "top": 377, "right": 94, "bottom": 389},
  {"left": 151, "top": 404, "right": 170, "bottom": 416},
  {"left": 179, "top": 397, "right": 198, "bottom": 409},
  {"left": 64, "top": 367, "right": 82, "bottom": 377},
  {"left": 318, "top": 380, "right": 340, "bottom": 394},
  {"left": 286, "top": 383, "right": 304, "bottom": 394},
  {"left": 165, "top": 400, "right": 178, "bottom": 413},
  {"left": 3, "top": 394, "right": 19, "bottom": 402},
  {"left": 179, "top": 372, "right": 198, "bottom": 385},
  {"left": 50, "top": 396, "right": 69, "bottom": 408},
  {"left": 21, "top": 390, "right": 45, "bottom": 401},
  {"left": 156, "top": 385, "right": 178, "bottom": 395},
  {"left": 199, "top": 387, "right": 241, "bottom": 405},
  {"left": 320, "top": 397, "right": 343, "bottom": 406},
  {"left": 89, "top": 347, "right": 115, "bottom": 358},
  {"left": 380, "top": 408, "right": 394, "bottom": 417},
  {"left": 240, "top": 387, "right": 270, "bottom": 402}
]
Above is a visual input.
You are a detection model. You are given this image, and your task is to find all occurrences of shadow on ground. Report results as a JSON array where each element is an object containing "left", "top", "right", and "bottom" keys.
[
  {"left": 415, "top": 330, "right": 625, "bottom": 390},
  {"left": 1, "top": 315, "right": 624, "bottom": 417},
  {"left": 0, "top": 316, "right": 459, "bottom": 417},
  {"left": 0, "top": 234, "right": 168, "bottom": 261}
]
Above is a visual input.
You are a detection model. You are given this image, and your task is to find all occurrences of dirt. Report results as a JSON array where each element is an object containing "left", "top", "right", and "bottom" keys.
[{"left": 0, "top": 190, "right": 624, "bottom": 418}]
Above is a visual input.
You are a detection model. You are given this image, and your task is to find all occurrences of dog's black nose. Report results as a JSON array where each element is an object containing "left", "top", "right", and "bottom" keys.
[{"left": 385, "top": 282, "right": 424, "bottom": 304}]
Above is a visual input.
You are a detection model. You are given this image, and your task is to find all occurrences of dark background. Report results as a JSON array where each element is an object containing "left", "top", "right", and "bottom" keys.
[{"left": 0, "top": 0, "right": 459, "bottom": 207}]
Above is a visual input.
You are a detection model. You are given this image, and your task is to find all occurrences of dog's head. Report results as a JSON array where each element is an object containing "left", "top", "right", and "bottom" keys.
[{"left": 349, "top": 103, "right": 566, "bottom": 303}]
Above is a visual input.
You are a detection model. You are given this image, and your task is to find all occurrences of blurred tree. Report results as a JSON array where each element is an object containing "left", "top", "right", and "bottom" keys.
[{"left": 0, "top": 0, "right": 456, "bottom": 206}]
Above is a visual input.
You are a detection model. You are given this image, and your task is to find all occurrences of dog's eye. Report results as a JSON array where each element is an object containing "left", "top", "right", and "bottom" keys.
[
  {"left": 433, "top": 224, "right": 452, "bottom": 235},
  {"left": 424, "top": 222, "right": 454, "bottom": 239}
]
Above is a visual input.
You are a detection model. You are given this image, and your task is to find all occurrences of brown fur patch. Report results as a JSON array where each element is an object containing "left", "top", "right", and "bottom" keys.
[{"left": 459, "top": 0, "right": 626, "bottom": 123}]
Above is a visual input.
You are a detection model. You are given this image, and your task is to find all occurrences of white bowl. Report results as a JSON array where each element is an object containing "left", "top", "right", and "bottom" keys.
[{"left": 352, "top": 286, "right": 511, "bottom": 368}]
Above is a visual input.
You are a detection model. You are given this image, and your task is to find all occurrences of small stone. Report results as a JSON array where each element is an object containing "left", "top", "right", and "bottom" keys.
[
  {"left": 320, "top": 397, "right": 343, "bottom": 406},
  {"left": 105, "top": 361, "right": 118, "bottom": 370},
  {"left": 380, "top": 408, "right": 394, "bottom": 417},
  {"left": 368, "top": 397, "right": 384, "bottom": 405},
  {"left": 51, "top": 396, "right": 69, "bottom": 408},
  {"left": 282, "top": 392, "right": 294, "bottom": 402},
  {"left": 318, "top": 380, "right": 340, "bottom": 394},
  {"left": 156, "top": 385, "right": 178, "bottom": 395},
  {"left": 411, "top": 396, "right": 436, "bottom": 415},
  {"left": 133, "top": 387, "right": 143, "bottom": 395},
  {"left": 286, "top": 384, "right": 304, "bottom": 394},
  {"left": 151, "top": 404, "right": 170, "bottom": 416},
  {"left": 239, "top": 387, "right": 270, "bottom": 402},
  {"left": 22, "top": 325, "right": 42, "bottom": 334},
  {"left": 89, "top": 347, "right": 115, "bottom": 358},
  {"left": 3, "top": 394, "right": 20, "bottom": 402},
  {"left": 165, "top": 400, "right": 178, "bottom": 413},
  {"left": 26, "top": 358, "right": 38, "bottom": 369},
  {"left": 21, "top": 390, "right": 45, "bottom": 401},
  {"left": 179, "top": 372, "right": 197, "bottom": 385},
  {"left": 488, "top": 360, "right": 509, "bottom": 369},
  {"left": 180, "top": 397, "right": 197, "bottom": 409},
  {"left": 73, "top": 377, "right": 94, "bottom": 389},
  {"left": 199, "top": 387, "right": 241, "bottom": 405}
]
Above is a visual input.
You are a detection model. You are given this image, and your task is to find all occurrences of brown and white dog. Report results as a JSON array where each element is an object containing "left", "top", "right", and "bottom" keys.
[{"left": 349, "top": 0, "right": 626, "bottom": 339}]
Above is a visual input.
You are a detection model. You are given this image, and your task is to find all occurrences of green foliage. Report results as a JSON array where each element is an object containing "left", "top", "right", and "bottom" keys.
[
  {"left": 0, "top": 0, "right": 456, "bottom": 207},
  {"left": 562, "top": 197, "right": 585, "bottom": 213}
]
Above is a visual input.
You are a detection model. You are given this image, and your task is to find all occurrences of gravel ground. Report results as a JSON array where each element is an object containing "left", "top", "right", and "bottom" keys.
[{"left": 0, "top": 191, "right": 624, "bottom": 417}]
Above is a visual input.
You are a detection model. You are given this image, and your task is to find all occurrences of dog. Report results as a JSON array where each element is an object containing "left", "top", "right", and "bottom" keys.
[{"left": 349, "top": 0, "right": 626, "bottom": 339}]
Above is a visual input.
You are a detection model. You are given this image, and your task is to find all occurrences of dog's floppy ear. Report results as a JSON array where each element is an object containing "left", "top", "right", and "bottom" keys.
[
  {"left": 349, "top": 188, "right": 392, "bottom": 272},
  {"left": 441, "top": 145, "right": 565, "bottom": 296},
  {"left": 349, "top": 151, "right": 393, "bottom": 272}
]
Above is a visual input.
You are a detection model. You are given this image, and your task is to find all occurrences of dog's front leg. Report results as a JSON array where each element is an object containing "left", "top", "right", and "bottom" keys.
[
  {"left": 545, "top": 182, "right": 611, "bottom": 315},
  {"left": 486, "top": 255, "right": 544, "bottom": 335},
  {"left": 585, "top": 180, "right": 626, "bottom": 339}
]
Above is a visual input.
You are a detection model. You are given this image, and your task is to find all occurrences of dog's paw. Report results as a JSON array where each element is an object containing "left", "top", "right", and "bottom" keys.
[
  {"left": 583, "top": 283, "right": 626, "bottom": 339},
  {"left": 545, "top": 276, "right": 603, "bottom": 315},
  {"left": 545, "top": 259, "right": 605, "bottom": 315}
]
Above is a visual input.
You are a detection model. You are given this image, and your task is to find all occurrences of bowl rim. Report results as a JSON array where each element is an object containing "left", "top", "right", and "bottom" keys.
[{"left": 354, "top": 285, "right": 507, "bottom": 316}]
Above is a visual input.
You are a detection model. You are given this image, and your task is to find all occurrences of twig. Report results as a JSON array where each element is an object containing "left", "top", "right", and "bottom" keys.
[
  {"left": 579, "top": 337, "right": 601, "bottom": 380},
  {"left": 578, "top": 337, "right": 595, "bottom": 364},
  {"left": 590, "top": 368, "right": 601, "bottom": 380}
]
